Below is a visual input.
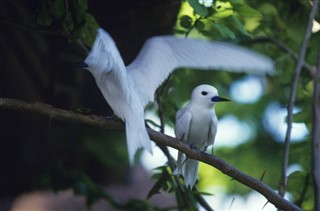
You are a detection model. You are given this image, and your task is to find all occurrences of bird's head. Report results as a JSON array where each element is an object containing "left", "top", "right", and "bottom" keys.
[{"left": 191, "top": 84, "right": 229, "bottom": 108}]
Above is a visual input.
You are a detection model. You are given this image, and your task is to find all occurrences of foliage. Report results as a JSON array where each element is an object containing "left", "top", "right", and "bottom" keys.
[
  {"left": 34, "top": 0, "right": 98, "bottom": 46},
  {"left": 33, "top": 0, "right": 319, "bottom": 209},
  {"left": 1, "top": 0, "right": 319, "bottom": 210},
  {"left": 153, "top": 0, "right": 319, "bottom": 210}
]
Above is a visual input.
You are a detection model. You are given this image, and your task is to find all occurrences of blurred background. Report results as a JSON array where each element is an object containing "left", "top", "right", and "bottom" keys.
[{"left": 0, "top": 0, "right": 319, "bottom": 210}]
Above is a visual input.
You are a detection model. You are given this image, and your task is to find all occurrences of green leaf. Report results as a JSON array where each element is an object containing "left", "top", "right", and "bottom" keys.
[
  {"left": 234, "top": 5, "right": 262, "bottom": 18},
  {"left": 198, "top": 29, "right": 218, "bottom": 38},
  {"left": 226, "top": 15, "right": 251, "bottom": 37},
  {"left": 229, "top": 0, "right": 245, "bottom": 4},
  {"left": 52, "top": 0, "right": 65, "bottom": 18},
  {"left": 174, "top": 28, "right": 187, "bottom": 35},
  {"left": 195, "top": 20, "right": 205, "bottom": 31},
  {"left": 188, "top": 0, "right": 209, "bottom": 17},
  {"left": 147, "top": 166, "right": 172, "bottom": 199},
  {"left": 214, "top": 1, "right": 234, "bottom": 17},
  {"left": 213, "top": 22, "right": 236, "bottom": 39},
  {"left": 37, "top": 10, "right": 53, "bottom": 26},
  {"left": 180, "top": 15, "right": 193, "bottom": 29},
  {"left": 293, "top": 111, "right": 308, "bottom": 123},
  {"left": 65, "top": 12, "right": 74, "bottom": 31},
  {"left": 287, "top": 171, "right": 310, "bottom": 204}
]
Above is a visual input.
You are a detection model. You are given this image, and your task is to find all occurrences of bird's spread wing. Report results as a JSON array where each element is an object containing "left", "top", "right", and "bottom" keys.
[
  {"left": 84, "top": 29, "right": 130, "bottom": 100},
  {"left": 127, "top": 36, "right": 274, "bottom": 105},
  {"left": 175, "top": 104, "right": 192, "bottom": 142}
]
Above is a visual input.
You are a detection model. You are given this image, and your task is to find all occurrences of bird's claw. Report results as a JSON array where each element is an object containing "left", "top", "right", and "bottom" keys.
[{"left": 189, "top": 144, "right": 197, "bottom": 150}]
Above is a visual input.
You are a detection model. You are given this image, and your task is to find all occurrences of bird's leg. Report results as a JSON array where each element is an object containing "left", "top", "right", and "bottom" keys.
[
  {"left": 202, "top": 146, "right": 214, "bottom": 154},
  {"left": 189, "top": 143, "right": 197, "bottom": 150}
]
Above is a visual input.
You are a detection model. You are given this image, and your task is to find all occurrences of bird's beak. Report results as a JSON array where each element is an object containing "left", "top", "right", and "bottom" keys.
[
  {"left": 78, "top": 62, "right": 89, "bottom": 68},
  {"left": 211, "top": 96, "right": 230, "bottom": 102}
]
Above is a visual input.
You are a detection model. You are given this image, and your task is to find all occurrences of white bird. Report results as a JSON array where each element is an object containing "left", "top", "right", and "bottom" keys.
[
  {"left": 174, "top": 84, "right": 229, "bottom": 188},
  {"left": 83, "top": 28, "right": 273, "bottom": 164}
]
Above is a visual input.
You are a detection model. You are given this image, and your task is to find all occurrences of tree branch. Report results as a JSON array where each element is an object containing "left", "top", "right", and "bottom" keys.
[
  {"left": 250, "top": 36, "right": 316, "bottom": 77},
  {"left": 0, "top": 98, "right": 301, "bottom": 211},
  {"left": 278, "top": 0, "right": 319, "bottom": 198}
]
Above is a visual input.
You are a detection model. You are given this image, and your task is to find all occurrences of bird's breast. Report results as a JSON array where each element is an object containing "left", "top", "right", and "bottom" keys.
[{"left": 187, "top": 111, "right": 213, "bottom": 149}]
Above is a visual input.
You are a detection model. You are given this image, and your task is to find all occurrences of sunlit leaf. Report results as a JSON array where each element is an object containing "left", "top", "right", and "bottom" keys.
[
  {"left": 213, "top": 22, "right": 236, "bottom": 39},
  {"left": 234, "top": 5, "right": 262, "bottom": 18},
  {"left": 188, "top": 0, "right": 209, "bottom": 16},
  {"left": 213, "top": 1, "right": 234, "bottom": 18},
  {"left": 225, "top": 15, "right": 251, "bottom": 37}
]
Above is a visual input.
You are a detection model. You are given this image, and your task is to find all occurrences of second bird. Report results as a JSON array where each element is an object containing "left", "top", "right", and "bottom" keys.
[{"left": 174, "top": 84, "right": 229, "bottom": 188}]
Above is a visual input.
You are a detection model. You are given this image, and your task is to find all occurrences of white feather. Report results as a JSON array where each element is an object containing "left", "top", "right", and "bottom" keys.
[
  {"left": 128, "top": 36, "right": 274, "bottom": 105},
  {"left": 84, "top": 28, "right": 274, "bottom": 164},
  {"left": 175, "top": 84, "right": 221, "bottom": 188}
]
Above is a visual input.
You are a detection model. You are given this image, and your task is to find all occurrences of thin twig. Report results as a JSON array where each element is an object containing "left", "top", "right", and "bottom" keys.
[
  {"left": 0, "top": 98, "right": 302, "bottom": 210},
  {"left": 194, "top": 187, "right": 214, "bottom": 211},
  {"left": 296, "top": 173, "right": 310, "bottom": 207},
  {"left": 249, "top": 36, "right": 316, "bottom": 77},
  {"left": 278, "top": 0, "right": 318, "bottom": 198}
]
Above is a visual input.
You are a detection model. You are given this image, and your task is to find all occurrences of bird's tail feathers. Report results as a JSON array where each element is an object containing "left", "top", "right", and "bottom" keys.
[
  {"left": 178, "top": 157, "right": 199, "bottom": 189},
  {"left": 174, "top": 151, "right": 185, "bottom": 175},
  {"left": 184, "top": 159, "right": 199, "bottom": 188},
  {"left": 126, "top": 115, "right": 153, "bottom": 165},
  {"left": 174, "top": 152, "right": 199, "bottom": 188}
]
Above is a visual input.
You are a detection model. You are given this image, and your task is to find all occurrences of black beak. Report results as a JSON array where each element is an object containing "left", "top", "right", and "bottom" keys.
[
  {"left": 78, "top": 62, "right": 89, "bottom": 68},
  {"left": 211, "top": 96, "right": 230, "bottom": 102}
]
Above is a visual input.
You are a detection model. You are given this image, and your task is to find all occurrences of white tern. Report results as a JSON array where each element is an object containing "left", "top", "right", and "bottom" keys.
[
  {"left": 174, "top": 84, "right": 228, "bottom": 188},
  {"left": 83, "top": 28, "right": 273, "bottom": 164}
]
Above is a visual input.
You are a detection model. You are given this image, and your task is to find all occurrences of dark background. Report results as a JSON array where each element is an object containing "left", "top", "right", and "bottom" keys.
[{"left": 0, "top": 0, "right": 180, "bottom": 198}]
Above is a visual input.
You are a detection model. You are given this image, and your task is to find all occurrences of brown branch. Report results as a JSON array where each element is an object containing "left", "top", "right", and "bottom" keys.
[
  {"left": 278, "top": 0, "right": 319, "bottom": 199},
  {"left": 154, "top": 89, "right": 212, "bottom": 210},
  {"left": 0, "top": 98, "right": 301, "bottom": 211}
]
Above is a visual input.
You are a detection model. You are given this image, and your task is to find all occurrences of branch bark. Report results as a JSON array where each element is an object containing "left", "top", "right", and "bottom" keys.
[
  {"left": 278, "top": 0, "right": 319, "bottom": 198},
  {"left": 0, "top": 98, "right": 301, "bottom": 211}
]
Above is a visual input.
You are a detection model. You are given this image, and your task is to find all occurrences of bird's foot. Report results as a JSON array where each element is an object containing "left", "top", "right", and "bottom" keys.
[
  {"left": 202, "top": 146, "right": 214, "bottom": 154},
  {"left": 189, "top": 144, "right": 198, "bottom": 150},
  {"left": 201, "top": 146, "right": 208, "bottom": 154}
]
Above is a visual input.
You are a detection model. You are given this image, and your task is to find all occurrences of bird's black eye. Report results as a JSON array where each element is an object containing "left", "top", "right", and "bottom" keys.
[{"left": 201, "top": 91, "right": 208, "bottom": 96}]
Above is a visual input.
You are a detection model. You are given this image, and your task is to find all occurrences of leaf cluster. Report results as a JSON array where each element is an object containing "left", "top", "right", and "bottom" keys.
[{"left": 33, "top": 0, "right": 98, "bottom": 46}]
